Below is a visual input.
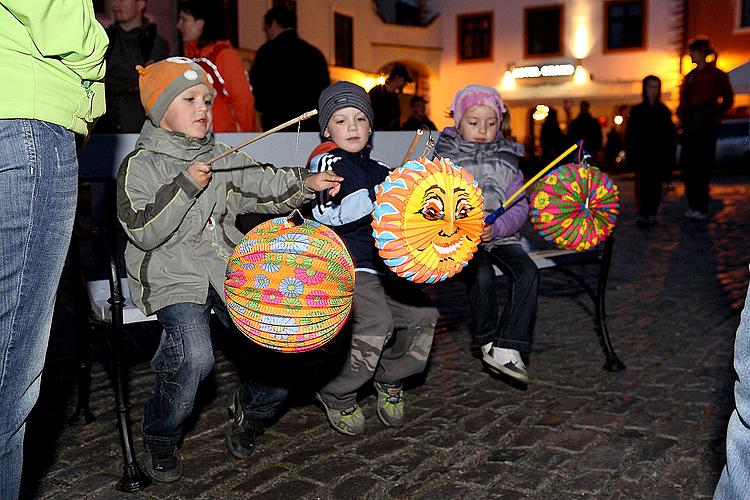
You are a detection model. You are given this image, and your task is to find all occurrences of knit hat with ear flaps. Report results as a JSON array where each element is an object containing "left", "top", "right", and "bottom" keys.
[
  {"left": 137, "top": 57, "right": 215, "bottom": 126},
  {"left": 318, "top": 81, "right": 374, "bottom": 134}
]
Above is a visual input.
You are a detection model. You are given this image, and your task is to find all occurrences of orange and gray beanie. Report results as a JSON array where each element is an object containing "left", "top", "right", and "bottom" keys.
[{"left": 137, "top": 57, "right": 215, "bottom": 126}]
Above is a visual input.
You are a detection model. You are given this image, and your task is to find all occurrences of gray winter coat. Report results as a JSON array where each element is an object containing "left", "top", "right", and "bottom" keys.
[
  {"left": 117, "top": 121, "right": 314, "bottom": 315},
  {"left": 435, "top": 127, "right": 528, "bottom": 248}
]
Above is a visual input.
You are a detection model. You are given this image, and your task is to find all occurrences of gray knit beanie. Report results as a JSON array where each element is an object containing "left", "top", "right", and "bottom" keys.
[{"left": 318, "top": 81, "right": 374, "bottom": 133}]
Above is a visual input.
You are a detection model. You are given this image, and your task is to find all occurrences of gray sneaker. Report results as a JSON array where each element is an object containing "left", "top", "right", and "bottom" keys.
[
  {"left": 373, "top": 381, "right": 404, "bottom": 427},
  {"left": 315, "top": 392, "right": 365, "bottom": 436}
]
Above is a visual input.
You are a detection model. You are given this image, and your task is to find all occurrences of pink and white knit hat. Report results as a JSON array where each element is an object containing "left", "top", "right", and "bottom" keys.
[{"left": 450, "top": 84, "right": 506, "bottom": 126}]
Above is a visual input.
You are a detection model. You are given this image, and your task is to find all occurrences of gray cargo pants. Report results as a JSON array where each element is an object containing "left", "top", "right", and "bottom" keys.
[{"left": 318, "top": 272, "right": 438, "bottom": 409}]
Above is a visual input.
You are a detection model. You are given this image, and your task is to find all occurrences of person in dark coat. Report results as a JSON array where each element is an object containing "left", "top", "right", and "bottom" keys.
[
  {"left": 540, "top": 107, "right": 565, "bottom": 163},
  {"left": 678, "top": 37, "right": 734, "bottom": 221},
  {"left": 368, "top": 63, "right": 413, "bottom": 131},
  {"left": 97, "top": 0, "right": 170, "bottom": 133},
  {"left": 626, "top": 75, "right": 676, "bottom": 228},
  {"left": 401, "top": 95, "right": 437, "bottom": 131},
  {"left": 568, "top": 100, "right": 603, "bottom": 156},
  {"left": 249, "top": 5, "right": 330, "bottom": 132}
]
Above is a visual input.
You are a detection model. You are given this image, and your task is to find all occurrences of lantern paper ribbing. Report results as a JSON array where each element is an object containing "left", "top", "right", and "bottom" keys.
[
  {"left": 372, "top": 156, "right": 484, "bottom": 283},
  {"left": 529, "top": 163, "right": 619, "bottom": 251},
  {"left": 225, "top": 213, "right": 355, "bottom": 352}
]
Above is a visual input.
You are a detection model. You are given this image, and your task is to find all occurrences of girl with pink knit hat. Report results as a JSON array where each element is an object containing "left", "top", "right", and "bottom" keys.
[{"left": 435, "top": 84, "right": 538, "bottom": 385}]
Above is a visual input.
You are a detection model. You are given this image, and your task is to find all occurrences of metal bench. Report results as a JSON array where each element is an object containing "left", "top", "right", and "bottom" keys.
[{"left": 494, "top": 235, "right": 624, "bottom": 372}]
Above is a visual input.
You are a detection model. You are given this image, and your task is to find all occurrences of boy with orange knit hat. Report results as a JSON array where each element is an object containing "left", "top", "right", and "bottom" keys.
[{"left": 116, "top": 57, "right": 341, "bottom": 482}]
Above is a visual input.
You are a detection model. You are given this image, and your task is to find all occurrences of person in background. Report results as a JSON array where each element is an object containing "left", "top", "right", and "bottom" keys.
[
  {"left": 401, "top": 95, "right": 436, "bottom": 131},
  {"left": 626, "top": 75, "right": 676, "bottom": 229},
  {"left": 0, "top": 2, "right": 108, "bottom": 497},
  {"left": 250, "top": 5, "right": 330, "bottom": 132},
  {"left": 540, "top": 107, "right": 565, "bottom": 164},
  {"left": 678, "top": 36, "right": 734, "bottom": 222},
  {"left": 97, "top": 0, "right": 170, "bottom": 133},
  {"left": 567, "top": 100, "right": 603, "bottom": 158},
  {"left": 369, "top": 63, "right": 413, "bottom": 131},
  {"left": 178, "top": 0, "right": 255, "bottom": 132}
]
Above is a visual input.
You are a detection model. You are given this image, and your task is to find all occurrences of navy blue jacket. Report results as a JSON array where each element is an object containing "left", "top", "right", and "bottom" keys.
[{"left": 308, "top": 142, "right": 391, "bottom": 272}]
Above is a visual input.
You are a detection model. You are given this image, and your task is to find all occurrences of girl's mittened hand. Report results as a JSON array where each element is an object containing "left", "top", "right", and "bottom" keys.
[
  {"left": 481, "top": 224, "right": 493, "bottom": 242},
  {"left": 305, "top": 171, "right": 344, "bottom": 196},
  {"left": 187, "top": 161, "right": 212, "bottom": 188}
]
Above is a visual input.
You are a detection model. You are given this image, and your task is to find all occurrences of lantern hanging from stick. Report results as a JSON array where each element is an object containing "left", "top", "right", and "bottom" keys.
[
  {"left": 529, "top": 162, "right": 619, "bottom": 251},
  {"left": 372, "top": 156, "right": 484, "bottom": 283},
  {"left": 225, "top": 211, "right": 355, "bottom": 352}
]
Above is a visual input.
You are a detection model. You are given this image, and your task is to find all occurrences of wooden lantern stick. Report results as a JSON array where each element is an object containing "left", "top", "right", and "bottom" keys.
[
  {"left": 400, "top": 127, "right": 427, "bottom": 165},
  {"left": 206, "top": 109, "right": 318, "bottom": 166}
]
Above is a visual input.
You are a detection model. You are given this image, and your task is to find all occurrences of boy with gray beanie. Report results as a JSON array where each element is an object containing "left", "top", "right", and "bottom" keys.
[{"left": 307, "top": 81, "right": 438, "bottom": 436}]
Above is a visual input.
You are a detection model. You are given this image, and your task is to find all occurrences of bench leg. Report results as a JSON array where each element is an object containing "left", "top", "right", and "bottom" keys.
[
  {"left": 107, "top": 261, "right": 150, "bottom": 492},
  {"left": 548, "top": 237, "right": 625, "bottom": 371},
  {"left": 594, "top": 237, "right": 625, "bottom": 372}
]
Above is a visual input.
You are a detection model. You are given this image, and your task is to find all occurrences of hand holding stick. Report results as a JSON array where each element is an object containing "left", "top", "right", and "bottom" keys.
[
  {"left": 485, "top": 142, "right": 579, "bottom": 225},
  {"left": 206, "top": 109, "right": 318, "bottom": 166}
]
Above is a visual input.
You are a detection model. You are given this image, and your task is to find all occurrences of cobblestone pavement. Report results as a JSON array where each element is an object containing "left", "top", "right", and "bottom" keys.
[{"left": 19, "top": 175, "right": 750, "bottom": 499}]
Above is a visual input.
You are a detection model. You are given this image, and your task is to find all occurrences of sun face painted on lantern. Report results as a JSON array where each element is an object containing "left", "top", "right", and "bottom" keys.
[
  {"left": 407, "top": 184, "right": 478, "bottom": 263},
  {"left": 373, "top": 157, "right": 485, "bottom": 283}
]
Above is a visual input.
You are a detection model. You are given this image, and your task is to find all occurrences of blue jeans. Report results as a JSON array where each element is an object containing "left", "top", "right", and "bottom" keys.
[
  {"left": 464, "top": 244, "right": 539, "bottom": 353},
  {"left": 143, "top": 287, "right": 288, "bottom": 448},
  {"left": 0, "top": 119, "right": 78, "bottom": 499},
  {"left": 715, "top": 277, "right": 750, "bottom": 499}
]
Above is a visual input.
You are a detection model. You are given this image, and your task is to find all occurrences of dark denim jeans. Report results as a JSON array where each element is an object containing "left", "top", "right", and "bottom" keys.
[
  {"left": 0, "top": 119, "right": 78, "bottom": 499},
  {"left": 464, "top": 244, "right": 539, "bottom": 353},
  {"left": 143, "top": 287, "right": 288, "bottom": 448}
]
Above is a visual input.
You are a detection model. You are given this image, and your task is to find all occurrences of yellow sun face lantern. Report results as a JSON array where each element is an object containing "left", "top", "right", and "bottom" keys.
[{"left": 372, "top": 156, "right": 484, "bottom": 283}]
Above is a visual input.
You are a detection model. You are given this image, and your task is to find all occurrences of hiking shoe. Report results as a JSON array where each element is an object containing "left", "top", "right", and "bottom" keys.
[
  {"left": 373, "top": 381, "right": 404, "bottom": 428},
  {"left": 226, "top": 388, "right": 261, "bottom": 459},
  {"left": 143, "top": 445, "right": 182, "bottom": 483},
  {"left": 315, "top": 392, "right": 365, "bottom": 436},
  {"left": 483, "top": 347, "right": 529, "bottom": 384},
  {"left": 683, "top": 209, "right": 708, "bottom": 221}
]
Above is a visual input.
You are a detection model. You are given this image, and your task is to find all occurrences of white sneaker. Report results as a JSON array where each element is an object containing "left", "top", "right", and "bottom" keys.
[
  {"left": 683, "top": 209, "right": 708, "bottom": 221},
  {"left": 481, "top": 342, "right": 493, "bottom": 356},
  {"left": 483, "top": 347, "right": 529, "bottom": 383}
]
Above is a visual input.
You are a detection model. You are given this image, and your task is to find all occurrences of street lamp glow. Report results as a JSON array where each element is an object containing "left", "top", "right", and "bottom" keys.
[
  {"left": 613, "top": 115, "right": 624, "bottom": 125},
  {"left": 574, "top": 64, "right": 589, "bottom": 85},
  {"left": 501, "top": 70, "right": 516, "bottom": 90}
]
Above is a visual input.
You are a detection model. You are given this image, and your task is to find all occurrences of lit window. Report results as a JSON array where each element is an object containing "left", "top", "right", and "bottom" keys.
[
  {"left": 334, "top": 13, "right": 353, "bottom": 68},
  {"left": 605, "top": 0, "right": 645, "bottom": 51},
  {"left": 457, "top": 12, "right": 493, "bottom": 62},
  {"left": 526, "top": 6, "right": 563, "bottom": 57}
]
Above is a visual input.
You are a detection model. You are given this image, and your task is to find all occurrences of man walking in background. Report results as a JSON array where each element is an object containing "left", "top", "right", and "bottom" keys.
[{"left": 250, "top": 5, "right": 330, "bottom": 132}]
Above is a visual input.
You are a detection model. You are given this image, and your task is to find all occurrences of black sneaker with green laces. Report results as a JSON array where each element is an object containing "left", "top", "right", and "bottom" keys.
[
  {"left": 143, "top": 445, "right": 182, "bottom": 483},
  {"left": 373, "top": 381, "right": 404, "bottom": 427}
]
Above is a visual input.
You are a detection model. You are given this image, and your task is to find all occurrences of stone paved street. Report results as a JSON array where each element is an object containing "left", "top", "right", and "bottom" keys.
[{"left": 19, "top": 175, "right": 750, "bottom": 499}]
